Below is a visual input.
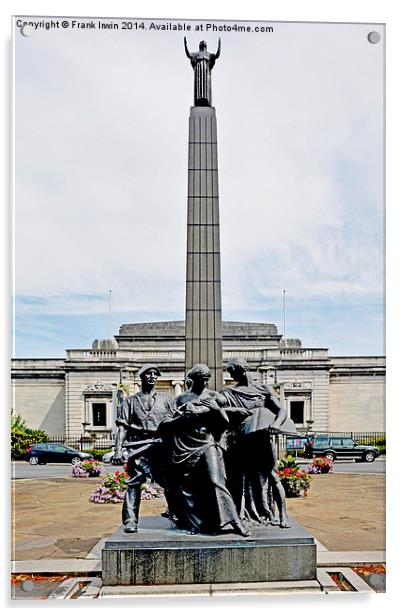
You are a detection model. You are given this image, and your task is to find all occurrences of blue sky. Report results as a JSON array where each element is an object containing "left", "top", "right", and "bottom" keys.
[
  {"left": 14, "top": 301, "right": 384, "bottom": 358},
  {"left": 13, "top": 18, "right": 384, "bottom": 358}
]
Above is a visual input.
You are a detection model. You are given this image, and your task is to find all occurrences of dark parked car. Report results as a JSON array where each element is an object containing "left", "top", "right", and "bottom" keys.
[
  {"left": 26, "top": 443, "right": 94, "bottom": 465},
  {"left": 304, "top": 435, "right": 380, "bottom": 462}
]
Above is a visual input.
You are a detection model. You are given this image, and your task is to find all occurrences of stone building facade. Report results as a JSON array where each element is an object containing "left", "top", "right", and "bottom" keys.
[{"left": 11, "top": 321, "right": 386, "bottom": 439}]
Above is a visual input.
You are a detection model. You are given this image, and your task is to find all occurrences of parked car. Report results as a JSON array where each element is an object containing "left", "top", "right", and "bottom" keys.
[
  {"left": 102, "top": 448, "right": 128, "bottom": 464},
  {"left": 26, "top": 443, "right": 94, "bottom": 465},
  {"left": 304, "top": 435, "right": 381, "bottom": 462}
]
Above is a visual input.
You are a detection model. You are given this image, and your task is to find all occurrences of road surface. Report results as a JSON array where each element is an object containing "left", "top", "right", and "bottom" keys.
[{"left": 11, "top": 457, "right": 385, "bottom": 480}]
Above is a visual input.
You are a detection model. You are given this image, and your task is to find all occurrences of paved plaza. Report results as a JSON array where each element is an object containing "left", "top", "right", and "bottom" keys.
[
  {"left": 12, "top": 471, "right": 385, "bottom": 561},
  {"left": 11, "top": 469, "right": 386, "bottom": 597}
]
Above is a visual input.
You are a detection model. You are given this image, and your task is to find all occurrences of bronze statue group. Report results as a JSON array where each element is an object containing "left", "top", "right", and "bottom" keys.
[
  {"left": 110, "top": 41, "right": 301, "bottom": 538},
  {"left": 113, "top": 359, "right": 298, "bottom": 536}
]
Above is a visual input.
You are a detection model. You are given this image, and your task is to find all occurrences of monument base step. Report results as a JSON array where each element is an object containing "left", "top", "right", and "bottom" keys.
[
  {"left": 102, "top": 515, "right": 317, "bottom": 586},
  {"left": 100, "top": 579, "right": 322, "bottom": 597}
]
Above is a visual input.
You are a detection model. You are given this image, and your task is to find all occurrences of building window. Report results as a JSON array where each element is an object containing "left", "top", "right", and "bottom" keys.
[
  {"left": 92, "top": 403, "right": 107, "bottom": 427},
  {"left": 290, "top": 400, "right": 304, "bottom": 425}
]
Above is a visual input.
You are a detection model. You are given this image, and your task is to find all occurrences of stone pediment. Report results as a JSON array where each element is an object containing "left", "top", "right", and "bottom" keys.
[{"left": 83, "top": 381, "right": 113, "bottom": 393}]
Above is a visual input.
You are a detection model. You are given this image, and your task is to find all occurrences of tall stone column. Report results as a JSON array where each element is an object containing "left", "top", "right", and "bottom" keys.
[{"left": 185, "top": 106, "right": 223, "bottom": 390}]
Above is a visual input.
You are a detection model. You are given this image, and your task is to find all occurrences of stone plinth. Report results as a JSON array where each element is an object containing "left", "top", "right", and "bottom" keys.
[
  {"left": 185, "top": 106, "right": 223, "bottom": 390},
  {"left": 102, "top": 516, "right": 317, "bottom": 586}
]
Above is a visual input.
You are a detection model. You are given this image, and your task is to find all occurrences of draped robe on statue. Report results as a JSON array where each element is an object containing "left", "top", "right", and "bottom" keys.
[
  {"left": 218, "top": 383, "right": 297, "bottom": 523},
  {"left": 189, "top": 51, "right": 217, "bottom": 106},
  {"left": 159, "top": 390, "right": 242, "bottom": 534}
]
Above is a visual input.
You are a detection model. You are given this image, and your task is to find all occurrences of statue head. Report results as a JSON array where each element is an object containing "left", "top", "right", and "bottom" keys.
[
  {"left": 187, "top": 364, "right": 211, "bottom": 390},
  {"left": 226, "top": 357, "right": 249, "bottom": 382},
  {"left": 138, "top": 364, "right": 160, "bottom": 387},
  {"left": 199, "top": 40, "right": 207, "bottom": 51}
]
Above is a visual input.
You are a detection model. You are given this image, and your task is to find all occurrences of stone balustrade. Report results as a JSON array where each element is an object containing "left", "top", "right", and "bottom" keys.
[
  {"left": 279, "top": 348, "right": 328, "bottom": 360},
  {"left": 65, "top": 346, "right": 329, "bottom": 362},
  {"left": 67, "top": 349, "right": 118, "bottom": 360}
]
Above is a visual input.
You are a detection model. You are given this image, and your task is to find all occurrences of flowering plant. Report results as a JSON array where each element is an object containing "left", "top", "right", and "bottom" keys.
[
  {"left": 89, "top": 468, "right": 164, "bottom": 504},
  {"left": 90, "top": 469, "right": 129, "bottom": 504},
  {"left": 71, "top": 459, "right": 104, "bottom": 478},
  {"left": 278, "top": 455, "right": 311, "bottom": 497},
  {"left": 308, "top": 456, "right": 333, "bottom": 474},
  {"left": 71, "top": 463, "right": 88, "bottom": 478},
  {"left": 279, "top": 455, "right": 300, "bottom": 471},
  {"left": 141, "top": 482, "right": 164, "bottom": 500}
]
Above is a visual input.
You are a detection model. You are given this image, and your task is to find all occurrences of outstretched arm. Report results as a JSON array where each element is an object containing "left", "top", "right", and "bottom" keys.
[
  {"left": 184, "top": 36, "right": 191, "bottom": 59},
  {"left": 215, "top": 37, "right": 221, "bottom": 59}
]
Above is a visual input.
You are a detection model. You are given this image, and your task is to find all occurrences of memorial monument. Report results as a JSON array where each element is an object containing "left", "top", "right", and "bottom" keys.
[
  {"left": 184, "top": 38, "right": 223, "bottom": 391},
  {"left": 102, "top": 39, "right": 317, "bottom": 587}
]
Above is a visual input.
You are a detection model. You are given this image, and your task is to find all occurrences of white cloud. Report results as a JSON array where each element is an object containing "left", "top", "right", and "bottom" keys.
[{"left": 14, "top": 19, "right": 384, "bottom": 334}]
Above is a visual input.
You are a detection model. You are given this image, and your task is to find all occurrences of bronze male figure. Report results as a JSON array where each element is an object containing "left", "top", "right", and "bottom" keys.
[{"left": 113, "top": 364, "right": 174, "bottom": 533}]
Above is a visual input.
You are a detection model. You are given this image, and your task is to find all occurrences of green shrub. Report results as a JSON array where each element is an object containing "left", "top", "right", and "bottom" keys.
[
  {"left": 11, "top": 412, "right": 27, "bottom": 431},
  {"left": 11, "top": 428, "right": 48, "bottom": 460},
  {"left": 83, "top": 448, "right": 113, "bottom": 460},
  {"left": 356, "top": 436, "right": 386, "bottom": 447},
  {"left": 11, "top": 411, "right": 48, "bottom": 460},
  {"left": 365, "top": 437, "right": 386, "bottom": 453}
]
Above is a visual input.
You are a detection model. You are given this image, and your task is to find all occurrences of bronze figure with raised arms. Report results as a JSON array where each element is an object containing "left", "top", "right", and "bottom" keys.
[{"left": 184, "top": 37, "right": 221, "bottom": 106}]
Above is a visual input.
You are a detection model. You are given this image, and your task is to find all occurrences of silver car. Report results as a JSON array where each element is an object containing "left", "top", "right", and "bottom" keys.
[{"left": 102, "top": 448, "right": 128, "bottom": 463}]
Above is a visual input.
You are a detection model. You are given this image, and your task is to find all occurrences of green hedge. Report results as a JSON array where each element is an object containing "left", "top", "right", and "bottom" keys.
[
  {"left": 367, "top": 438, "right": 386, "bottom": 454},
  {"left": 83, "top": 448, "right": 113, "bottom": 460}
]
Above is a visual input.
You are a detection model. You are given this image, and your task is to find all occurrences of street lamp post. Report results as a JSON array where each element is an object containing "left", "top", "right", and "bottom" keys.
[
  {"left": 265, "top": 365, "right": 277, "bottom": 385},
  {"left": 306, "top": 418, "right": 314, "bottom": 434},
  {"left": 265, "top": 364, "right": 286, "bottom": 457},
  {"left": 265, "top": 364, "right": 286, "bottom": 408},
  {"left": 81, "top": 422, "right": 90, "bottom": 451}
]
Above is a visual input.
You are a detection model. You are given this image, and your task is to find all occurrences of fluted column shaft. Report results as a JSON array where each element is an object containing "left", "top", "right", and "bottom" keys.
[{"left": 185, "top": 106, "right": 223, "bottom": 390}]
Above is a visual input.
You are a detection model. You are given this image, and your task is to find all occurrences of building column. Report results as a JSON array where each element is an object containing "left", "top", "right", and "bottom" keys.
[{"left": 172, "top": 381, "right": 184, "bottom": 397}]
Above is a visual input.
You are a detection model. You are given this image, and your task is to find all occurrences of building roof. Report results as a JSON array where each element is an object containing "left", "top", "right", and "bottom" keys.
[{"left": 117, "top": 320, "right": 281, "bottom": 341}]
